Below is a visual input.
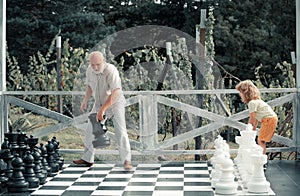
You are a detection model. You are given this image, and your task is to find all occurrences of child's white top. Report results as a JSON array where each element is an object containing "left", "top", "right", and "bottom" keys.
[{"left": 248, "top": 99, "right": 276, "bottom": 121}]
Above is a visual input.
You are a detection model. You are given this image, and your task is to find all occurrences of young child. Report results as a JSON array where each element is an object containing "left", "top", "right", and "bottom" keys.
[{"left": 236, "top": 80, "right": 278, "bottom": 155}]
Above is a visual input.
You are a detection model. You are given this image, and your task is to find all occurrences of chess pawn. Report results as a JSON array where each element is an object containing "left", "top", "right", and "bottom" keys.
[
  {"left": 37, "top": 146, "right": 49, "bottom": 178},
  {"left": 247, "top": 154, "right": 270, "bottom": 193},
  {"left": 51, "top": 137, "right": 64, "bottom": 170},
  {"left": 32, "top": 148, "right": 47, "bottom": 185},
  {"left": 215, "top": 157, "right": 238, "bottom": 195},
  {"left": 23, "top": 151, "right": 40, "bottom": 188},
  {"left": 45, "top": 140, "right": 59, "bottom": 174},
  {"left": 39, "top": 143, "right": 52, "bottom": 176},
  {"left": 0, "top": 159, "right": 8, "bottom": 194},
  {"left": 1, "top": 137, "right": 11, "bottom": 150},
  {"left": 0, "top": 148, "right": 13, "bottom": 178},
  {"left": 6, "top": 153, "right": 29, "bottom": 193}
]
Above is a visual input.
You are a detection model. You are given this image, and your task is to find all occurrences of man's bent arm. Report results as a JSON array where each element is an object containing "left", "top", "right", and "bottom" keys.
[{"left": 97, "top": 88, "right": 121, "bottom": 121}]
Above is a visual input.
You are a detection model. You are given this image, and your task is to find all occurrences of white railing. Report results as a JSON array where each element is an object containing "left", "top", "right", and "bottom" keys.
[{"left": 1, "top": 88, "right": 298, "bottom": 157}]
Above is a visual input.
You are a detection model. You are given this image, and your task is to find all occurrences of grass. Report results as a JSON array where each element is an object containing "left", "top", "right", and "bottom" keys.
[{"left": 17, "top": 113, "right": 217, "bottom": 162}]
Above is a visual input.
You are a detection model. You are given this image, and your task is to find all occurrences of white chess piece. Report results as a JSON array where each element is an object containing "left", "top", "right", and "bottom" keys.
[
  {"left": 235, "top": 124, "right": 259, "bottom": 187},
  {"left": 211, "top": 148, "right": 224, "bottom": 188},
  {"left": 210, "top": 135, "right": 224, "bottom": 166},
  {"left": 246, "top": 123, "right": 253, "bottom": 131},
  {"left": 247, "top": 154, "right": 270, "bottom": 193},
  {"left": 215, "top": 156, "right": 238, "bottom": 195},
  {"left": 234, "top": 136, "right": 242, "bottom": 165}
]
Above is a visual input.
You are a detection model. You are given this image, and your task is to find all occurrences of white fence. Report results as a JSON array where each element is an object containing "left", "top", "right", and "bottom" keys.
[{"left": 0, "top": 88, "right": 298, "bottom": 158}]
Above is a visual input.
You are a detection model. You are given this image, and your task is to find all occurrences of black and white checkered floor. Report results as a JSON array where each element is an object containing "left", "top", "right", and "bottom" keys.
[{"left": 5, "top": 161, "right": 276, "bottom": 196}]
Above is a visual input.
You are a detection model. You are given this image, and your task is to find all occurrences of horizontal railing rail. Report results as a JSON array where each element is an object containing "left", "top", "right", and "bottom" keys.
[{"left": 1, "top": 88, "right": 297, "bottom": 158}]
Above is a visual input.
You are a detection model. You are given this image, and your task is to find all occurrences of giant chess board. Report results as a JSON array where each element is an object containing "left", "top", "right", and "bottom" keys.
[{"left": 11, "top": 161, "right": 275, "bottom": 196}]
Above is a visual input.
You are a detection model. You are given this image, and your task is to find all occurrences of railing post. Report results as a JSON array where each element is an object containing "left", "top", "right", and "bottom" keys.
[
  {"left": 195, "top": 9, "right": 206, "bottom": 160},
  {"left": 139, "top": 94, "right": 158, "bottom": 150},
  {"left": 56, "top": 36, "right": 62, "bottom": 113},
  {"left": 0, "top": 0, "right": 6, "bottom": 142},
  {"left": 295, "top": 0, "right": 300, "bottom": 159}
]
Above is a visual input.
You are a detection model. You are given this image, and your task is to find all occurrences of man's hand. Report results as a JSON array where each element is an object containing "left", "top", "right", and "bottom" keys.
[
  {"left": 96, "top": 108, "right": 105, "bottom": 122},
  {"left": 80, "top": 101, "right": 88, "bottom": 112},
  {"left": 81, "top": 85, "right": 92, "bottom": 112}
]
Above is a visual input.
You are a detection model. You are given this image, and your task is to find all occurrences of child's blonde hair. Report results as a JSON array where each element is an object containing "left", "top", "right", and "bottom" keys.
[{"left": 236, "top": 80, "right": 261, "bottom": 103}]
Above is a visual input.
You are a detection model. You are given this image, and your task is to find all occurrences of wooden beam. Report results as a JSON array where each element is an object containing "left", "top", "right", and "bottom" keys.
[
  {"left": 0, "top": 0, "right": 6, "bottom": 142},
  {"left": 8, "top": 96, "right": 72, "bottom": 122},
  {"left": 295, "top": 0, "right": 300, "bottom": 157}
]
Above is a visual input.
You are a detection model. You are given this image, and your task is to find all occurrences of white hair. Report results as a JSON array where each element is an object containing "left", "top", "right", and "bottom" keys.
[{"left": 89, "top": 51, "right": 105, "bottom": 62}]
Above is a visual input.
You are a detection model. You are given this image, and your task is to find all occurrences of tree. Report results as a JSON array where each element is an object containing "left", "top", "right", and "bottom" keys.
[
  {"left": 6, "top": 0, "right": 296, "bottom": 87},
  {"left": 213, "top": 0, "right": 296, "bottom": 86},
  {"left": 6, "top": 0, "right": 114, "bottom": 71}
]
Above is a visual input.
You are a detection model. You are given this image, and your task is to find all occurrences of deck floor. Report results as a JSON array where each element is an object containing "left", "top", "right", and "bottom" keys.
[
  {"left": 265, "top": 160, "right": 300, "bottom": 196},
  {"left": 2, "top": 159, "right": 299, "bottom": 196}
]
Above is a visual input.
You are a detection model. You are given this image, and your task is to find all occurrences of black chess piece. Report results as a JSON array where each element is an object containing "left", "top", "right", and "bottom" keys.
[
  {"left": 39, "top": 143, "right": 52, "bottom": 176},
  {"left": 1, "top": 138, "right": 13, "bottom": 179},
  {"left": 4, "top": 131, "right": 19, "bottom": 155},
  {"left": 17, "top": 129, "right": 27, "bottom": 159},
  {"left": 32, "top": 148, "right": 47, "bottom": 185},
  {"left": 6, "top": 153, "right": 29, "bottom": 193},
  {"left": 0, "top": 159, "right": 8, "bottom": 194},
  {"left": 27, "top": 135, "right": 39, "bottom": 152},
  {"left": 0, "top": 148, "right": 13, "bottom": 178},
  {"left": 51, "top": 137, "right": 64, "bottom": 170},
  {"left": 23, "top": 151, "right": 40, "bottom": 188},
  {"left": 36, "top": 147, "right": 48, "bottom": 180},
  {"left": 1, "top": 137, "right": 11, "bottom": 150},
  {"left": 45, "top": 140, "right": 59, "bottom": 175},
  {"left": 89, "top": 113, "right": 110, "bottom": 148}
]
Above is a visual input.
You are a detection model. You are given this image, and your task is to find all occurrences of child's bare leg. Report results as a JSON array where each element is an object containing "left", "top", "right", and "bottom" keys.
[{"left": 258, "top": 140, "right": 266, "bottom": 154}]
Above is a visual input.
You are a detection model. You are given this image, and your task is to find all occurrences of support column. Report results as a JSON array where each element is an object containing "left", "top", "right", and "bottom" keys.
[
  {"left": 56, "top": 36, "right": 62, "bottom": 113},
  {"left": 139, "top": 95, "right": 158, "bottom": 150},
  {"left": 195, "top": 9, "right": 206, "bottom": 160},
  {"left": 0, "top": 0, "right": 6, "bottom": 142},
  {"left": 294, "top": 0, "right": 300, "bottom": 158}
]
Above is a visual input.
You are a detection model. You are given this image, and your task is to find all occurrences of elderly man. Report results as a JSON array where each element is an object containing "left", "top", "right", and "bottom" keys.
[{"left": 73, "top": 51, "right": 132, "bottom": 170}]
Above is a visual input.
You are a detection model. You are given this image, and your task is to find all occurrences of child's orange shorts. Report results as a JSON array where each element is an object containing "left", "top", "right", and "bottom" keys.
[{"left": 258, "top": 116, "right": 278, "bottom": 142}]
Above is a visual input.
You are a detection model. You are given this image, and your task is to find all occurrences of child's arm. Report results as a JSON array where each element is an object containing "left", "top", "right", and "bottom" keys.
[
  {"left": 248, "top": 112, "right": 258, "bottom": 130},
  {"left": 253, "top": 118, "right": 258, "bottom": 130}
]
